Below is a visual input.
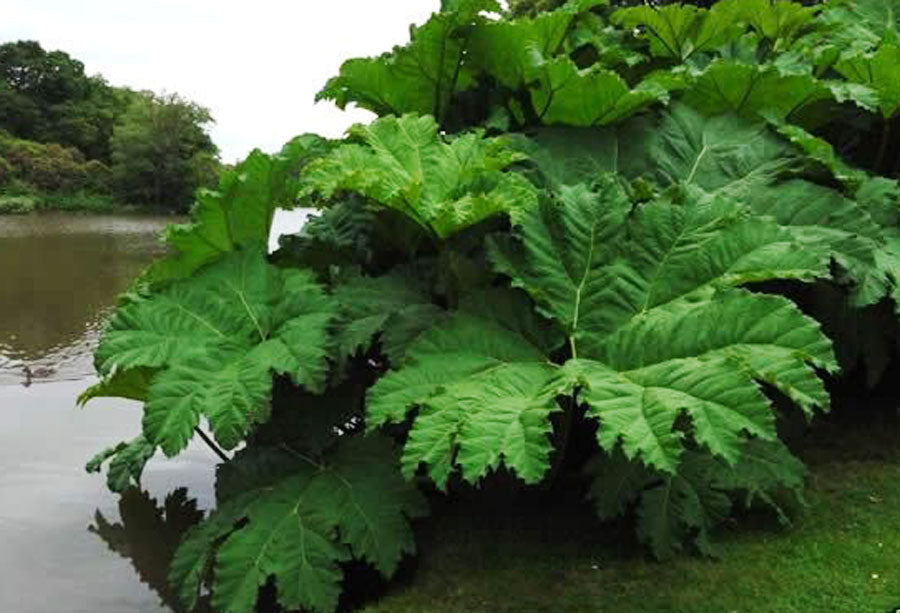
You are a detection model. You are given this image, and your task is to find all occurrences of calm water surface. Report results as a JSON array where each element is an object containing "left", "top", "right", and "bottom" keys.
[{"left": 0, "top": 210, "right": 309, "bottom": 613}]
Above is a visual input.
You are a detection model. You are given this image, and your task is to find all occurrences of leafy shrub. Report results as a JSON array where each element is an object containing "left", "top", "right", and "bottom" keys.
[
  {"left": 0, "top": 194, "right": 37, "bottom": 213},
  {"left": 0, "top": 132, "right": 113, "bottom": 193},
  {"left": 84, "top": 1, "right": 900, "bottom": 612}
]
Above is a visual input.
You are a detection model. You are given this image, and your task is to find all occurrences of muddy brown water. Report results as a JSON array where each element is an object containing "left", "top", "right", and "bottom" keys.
[{"left": 0, "top": 210, "right": 309, "bottom": 612}]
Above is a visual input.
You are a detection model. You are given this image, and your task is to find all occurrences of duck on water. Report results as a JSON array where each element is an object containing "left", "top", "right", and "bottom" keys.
[{"left": 22, "top": 365, "right": 55, "bottom": 387}]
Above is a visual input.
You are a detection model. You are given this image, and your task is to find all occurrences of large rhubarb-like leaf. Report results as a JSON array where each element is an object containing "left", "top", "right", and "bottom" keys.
[
  {"left": 528, "top": 56, "right": 670, "bottom": 126},
  {"left": 469, "top": 5, "right": 578, "bottom": 89},
  {"left": 317, "top": 1, "right": 499, "bottom": 120},
  {"left": 611, "top": 3, "right": 740, "bottom": 60},
  {"left": 301, "top": 114, "right": 537, "bottom": 238},
  {"left": 585, "top": 439, "right": 807, "bottom": 558},
  {"left": 367, "top": 291, "right": 564, "bottom": 487},
  {"left": 836, "top": 43, "right": 900, "bottom": 118},
  {"left": 333, "top": 267, "right": 442, "bottom": 365},
  {"left": 683, "top": 60, "right": 857, "bottom": 120},
  {"left": 147, "top": 136, "right": 330, "bottom": 285},
  {"left": 646, "top": 104, "right": 891, "bottom": 304},
  {"left": 170, "top": 436, "right": 426, "bottom": 613},
  {"left": 88, "top": 249, "right": 335, "bottom": 455},
  {"left": 490, "top": 180, "right": 834, "bottom": 473}
]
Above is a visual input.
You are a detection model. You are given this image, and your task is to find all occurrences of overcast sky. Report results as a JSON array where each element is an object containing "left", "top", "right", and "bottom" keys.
[{"left": 0, "top": 1, "right": 438, "bottom": 162}]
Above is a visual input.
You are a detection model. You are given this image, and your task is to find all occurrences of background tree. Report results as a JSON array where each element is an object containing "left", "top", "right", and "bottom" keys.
[
  {"left": 0, "top": 40, "right": 126, "bottom": 161},
  {"left": 110, "top": 91, "right": 219, "bottom": 212}
]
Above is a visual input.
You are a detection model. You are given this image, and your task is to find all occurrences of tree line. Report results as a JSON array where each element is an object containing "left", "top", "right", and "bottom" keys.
[{"left": 0, "top": 40, "right": 219, "bottom": 213}]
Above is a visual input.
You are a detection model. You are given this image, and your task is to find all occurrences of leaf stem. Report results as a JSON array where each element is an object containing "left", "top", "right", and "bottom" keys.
[
  {"left": 279, "top": 443, "right": 325, "bottom": 471},
  {"left": 194, "top": 427, "right": 230, "bottom": 463}
]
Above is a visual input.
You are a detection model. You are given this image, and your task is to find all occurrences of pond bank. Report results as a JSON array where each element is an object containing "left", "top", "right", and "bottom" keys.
[{"left": 0, "top": 190, "right": 142, "bottom": 214}]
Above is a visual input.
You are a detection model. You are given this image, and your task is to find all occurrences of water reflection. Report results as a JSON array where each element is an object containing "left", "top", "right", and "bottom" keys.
[{"left": 90, "top": 488, "right": 212, "bottom": 613}]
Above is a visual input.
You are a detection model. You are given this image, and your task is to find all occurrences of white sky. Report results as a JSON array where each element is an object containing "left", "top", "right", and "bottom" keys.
[{"left": 0, "top": 1, "right": 438, "bottom": 162}]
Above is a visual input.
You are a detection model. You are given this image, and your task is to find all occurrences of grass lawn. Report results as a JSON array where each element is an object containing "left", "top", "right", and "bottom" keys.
[{"left": 361, "top": 417, "right": 900, "bottom": 613}]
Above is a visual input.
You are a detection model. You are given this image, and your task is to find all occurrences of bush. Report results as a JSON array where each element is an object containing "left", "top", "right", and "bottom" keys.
[
  {"left": 0, "top": 133, "right": 96, "bottom": 192},
  {"left": 0, "top": 194, "right": 36, "bottom": 213},
  {"left": 0, "top": 132, "right": 118, "bottom": 212},
  {"left": 83, "top": 2, "right": 900, "bottom": 613}
]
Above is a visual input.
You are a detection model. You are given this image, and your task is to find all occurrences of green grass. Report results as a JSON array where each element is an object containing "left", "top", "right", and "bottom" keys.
[
  {"left": 362, "top": 418, "right": 900, "bottom": 613},
  {"left": 34, "top": 190, "right": 120, "bottom": 213},
  {"left": 0, "top": 189, "right": 136, "bottom": 214}
]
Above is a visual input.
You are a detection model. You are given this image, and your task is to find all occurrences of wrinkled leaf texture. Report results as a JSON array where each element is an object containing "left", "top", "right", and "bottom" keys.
[
  {"left": 170, "top": 436, "right": 426, "bottom": 613},
  {"left": 89, "top": 249, "right": 335, "bottom": 456}
]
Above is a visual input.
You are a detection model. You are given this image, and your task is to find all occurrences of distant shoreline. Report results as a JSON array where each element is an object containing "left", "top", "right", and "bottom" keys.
[{"left": 0, "top": 190, "right": 153, "bottom": 215}]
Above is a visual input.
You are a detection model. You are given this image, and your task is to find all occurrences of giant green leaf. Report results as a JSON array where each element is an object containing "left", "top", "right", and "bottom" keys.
[
  {"left": 88, "top": 249, "right": 335, "bottom": 455},
  {"left": 644, "top": 105, "right": 891, "bottom": 304},
  {"left": 333, "top": 267, "right": 442, "bottom": 365},
  {"left": 147, "top": 136, "right": 330, "bottom": 285},
  {"left": 741, "top": 180, "right": 890, "bottom": 305},
  {"left": 528, "top": 56, "right": 670, "bottom": 126},
  {"left": 788, "top": 0, "right": 892, "bottom": 69},
  {"left": 818, "top": 0, "right": 900, "bottom": 52},
  {"left": 170, "top": 436, "right": 426, "bottom": 613},
  {"left": 492, "top": 181, "right": 829, "bottom": 350},
  {"left": 490, "top": 182, "right": 834, "bottom": 473},
  {"left": 716, "top": 0, "right": 819, "bottom": 45},
  {"left": 367, "top": 294, "right": 566, "bottom": 488},
  {"left": 836, "top": 43, "right": 900, "bottom": 117},
  {"left": 468, "top": 5, "right": 582, "bottom": 88},
  {"left": 585, "top": 439, "right": 807, "bottom": 558},
  {"left": 646, "top": 103, "right": 798, "bottom": 190},
  {"left": 318, "top": 1, "right": 499, "bottom": 120},
  {"left": 487, "top": 179, "right": 630, "bottom": 345},
  {"left": 599, "top": 290, "right": 836, "bottom": 414},
  {"left": 683, "top": 60, "right": 840, "bottom": 120},
  {"left": 611, "top": 3, "right": 741, "bottom": 60},
  {"left": 301, "top": 114, "right": 538, "bottom": 238}
]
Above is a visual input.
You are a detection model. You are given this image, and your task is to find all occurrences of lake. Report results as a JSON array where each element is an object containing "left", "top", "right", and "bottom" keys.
[{"left": 0, "top": 210, "right": 309, "bottom": 613}]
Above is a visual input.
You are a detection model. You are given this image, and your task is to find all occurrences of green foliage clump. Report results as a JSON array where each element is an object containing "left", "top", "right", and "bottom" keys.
[
  {"left": 0, "top": 194, "right": 37, "bottom": 214},
  {"left": 0, "top": 40, "right": 219, "bottom": 213},
  {"left": 0, "top": 131, "right": 119, "bottom": 212},
  {"left": 84, "top": 1, "right": 900, "bottom": 611},
  {"left": 0, "top": 40, "right": 125, "bottom": 161},
  {"left": 0, "top": 132, "right": 106, "bottom": 192}
]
